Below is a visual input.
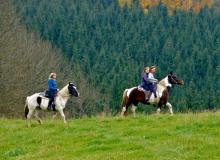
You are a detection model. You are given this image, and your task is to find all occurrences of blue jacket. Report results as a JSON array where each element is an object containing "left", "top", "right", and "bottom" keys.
[
  {"left": 141, "top": 72, "right": 149, "bottom": 85},
  {"left": 140, "top": 72, "right": 150, "bottom": 90},
  {"left": 48, "top": 79, "right": 58, "bottom": 93}
]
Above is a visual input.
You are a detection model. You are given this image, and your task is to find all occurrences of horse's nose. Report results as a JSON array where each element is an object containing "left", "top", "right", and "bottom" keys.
[{"left": 180, "top": 80, "right": 184, "bottom": 85}]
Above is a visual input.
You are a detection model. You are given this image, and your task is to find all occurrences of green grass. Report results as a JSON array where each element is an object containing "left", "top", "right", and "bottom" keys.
[{"left": 1, "top": 112, "right": 220, "bottom": 160}]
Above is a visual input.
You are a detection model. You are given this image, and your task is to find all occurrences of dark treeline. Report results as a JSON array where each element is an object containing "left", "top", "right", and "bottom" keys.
[{"left": 12, "top": 0, "right": 220, "bottom": 114}]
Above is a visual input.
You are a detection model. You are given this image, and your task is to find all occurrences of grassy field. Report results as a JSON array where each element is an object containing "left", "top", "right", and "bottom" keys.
[{"left": 1, "top": 112, "right": 220, "bottom": 160}]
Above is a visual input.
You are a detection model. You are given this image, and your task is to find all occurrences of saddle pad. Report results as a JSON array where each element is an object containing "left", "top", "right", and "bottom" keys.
[
  {"left": 39, "top": 92, "right": 46, "bottom": 97},
  {"left": 137, "top": 86, "right": 145, "bottom": 92},
  {"left": 39, "top": 95, "right": 50, "bottom": 107}
]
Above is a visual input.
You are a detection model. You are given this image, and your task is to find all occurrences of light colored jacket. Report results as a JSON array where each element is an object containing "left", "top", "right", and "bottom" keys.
[{"left": 148, "top": 73, "right": 158, "bottom": 83}]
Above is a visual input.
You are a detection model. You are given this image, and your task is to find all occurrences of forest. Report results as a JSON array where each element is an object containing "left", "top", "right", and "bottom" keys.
[{"left": 1, "top": 0, "right": 220, "bottom": 117}]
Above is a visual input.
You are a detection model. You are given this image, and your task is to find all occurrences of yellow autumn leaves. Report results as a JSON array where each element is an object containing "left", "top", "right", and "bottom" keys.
[{"left": 119, "top": 0, "right": 213, "bottom": 15}]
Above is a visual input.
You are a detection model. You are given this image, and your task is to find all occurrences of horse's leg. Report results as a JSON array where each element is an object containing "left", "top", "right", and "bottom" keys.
[
  {"left": 156, "top": 103, "right": 162, "bottom": 115},
  {"left": 34, "top": 110, "right": 42, "bottom": 124},
  {"left": 121, "top": 102, "right": 130, "bottom": 117},
  {"left": 156, "top": 108, "right": 161, "bottom": 114},
  {"left": 121, "top": 104, "right": 130, "bottom": 117},
  {"left": 51, "top": 112, "right": 58, "bottom": 122},
  {"left": 58, "top": 109, "right": 67, "bottom": 124},
  {"left": 166, "top": 102, "right": 173, "bottom": 116},
  {"left": 121, "top": 106, "right": 126, "bottom": 117},
  {"left": 131, "top": 105, "right": 137, "bottom": 117},
  {"left": 124, "top": 103, "right": 131, "bottom": 116},
  {"left": 26, "top": 108, "right": 34, "bottom": 127}
]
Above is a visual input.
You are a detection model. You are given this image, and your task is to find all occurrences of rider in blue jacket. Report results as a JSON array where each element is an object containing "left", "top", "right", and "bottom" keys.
[
  {"left": 47, "top": 73, "right": 58, "bottom": 110},
  {"left": 140, "top": 67, "right": 150, "bottom": 100}
]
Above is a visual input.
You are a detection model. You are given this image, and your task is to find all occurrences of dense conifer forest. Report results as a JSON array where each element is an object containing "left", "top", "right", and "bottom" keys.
[{"left": 1, "top": 0, "right": 220, "bottom": 117}]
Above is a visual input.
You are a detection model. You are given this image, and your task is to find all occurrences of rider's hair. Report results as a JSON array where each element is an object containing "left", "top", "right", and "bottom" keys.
[
  {"left": 49, "top": 73, "right": 56, "bottom": 79},
  {"left": 143, "top": 66, "right": 150, "bottom": 72},
  {"left": 150, "top": 66, "right": 157, "bottom": 71}
]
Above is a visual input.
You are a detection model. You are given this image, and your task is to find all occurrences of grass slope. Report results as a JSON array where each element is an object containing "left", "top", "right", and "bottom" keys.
[{"left": 1, "top": 112, "right": 220, "bottom": 160}]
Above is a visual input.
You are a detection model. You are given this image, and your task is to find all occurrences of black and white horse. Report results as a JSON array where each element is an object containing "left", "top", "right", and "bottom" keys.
[
  {"left": 25, "top": 83, "right": 79, "bottom": 126},
  {"left": 121, "top": 72, "right": 184, "bottom": 116}
]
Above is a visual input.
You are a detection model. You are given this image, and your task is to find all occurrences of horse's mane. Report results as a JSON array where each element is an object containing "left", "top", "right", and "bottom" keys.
[
  {"left": 158, "top": 76, "right": 171, "bottom": 88},
  {"left": 58, "top": 85, "right": 69, "bottom": 97}
]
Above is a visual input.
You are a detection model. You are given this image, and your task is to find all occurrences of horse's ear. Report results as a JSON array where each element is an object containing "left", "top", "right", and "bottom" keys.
[
  {"left": 68, "top": 82, "right": 75, "bottom": 86},
  {"left": 170, "top": 71, "right": 173, "bottom": 75}
]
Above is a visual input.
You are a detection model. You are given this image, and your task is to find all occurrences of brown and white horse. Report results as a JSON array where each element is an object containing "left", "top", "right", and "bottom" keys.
[{"left": 120, "top": 72, "right": 184, "bottom": 116}]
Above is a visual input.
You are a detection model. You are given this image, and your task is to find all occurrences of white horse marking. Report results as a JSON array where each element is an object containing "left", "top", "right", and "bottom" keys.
[
  {"left": 121, "top": 107, "right": 126, "bottom": 117},
  {"left": 156, "top": 108, "right": 161, "bottom": 114},
  {"left": 126, "top": 87, "right": 136, "bottom": 97},
  {"left": 131, "top": 105, "right": 137, "bottom": 117},
  {"left": 166, "top": 102, "right": 173, "bottom": 116}
]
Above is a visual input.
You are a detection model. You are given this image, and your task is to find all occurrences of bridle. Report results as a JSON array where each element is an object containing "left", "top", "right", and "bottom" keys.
[{"left": 169, "top": 74, "right": 179, "bottom": 84}]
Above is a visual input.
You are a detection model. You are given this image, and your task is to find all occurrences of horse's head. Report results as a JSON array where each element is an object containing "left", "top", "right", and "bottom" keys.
[
  {"left": 68, "top": 82, "right": 79, "bottom": 97},
  {"left": 168, "top": 72, "right": 184, "bottom": 85}
]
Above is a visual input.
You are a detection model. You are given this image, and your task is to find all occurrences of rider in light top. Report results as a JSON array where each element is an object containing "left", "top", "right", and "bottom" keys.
[
  {"left": 47, "top": 72, "right": 58, "bottom": 110},
  {"left": 147, "top": 66, "right": 158, "bottom": 98}
]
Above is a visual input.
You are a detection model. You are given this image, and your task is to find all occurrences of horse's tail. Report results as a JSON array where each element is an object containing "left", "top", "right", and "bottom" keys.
[
  {"left": 24, "top": 97, "right": 29, "bottom": 119},
  {"left": 121, "top": 89, "right": 128, "bottom": 107}
]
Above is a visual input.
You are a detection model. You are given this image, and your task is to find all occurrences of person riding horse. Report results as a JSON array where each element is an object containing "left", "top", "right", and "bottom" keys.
[
  {"left": 47, "top": 72, "right": 59, "bottom": 110},
  {"left": 25, "top": 82, "right": 79, "bottom": 126},
  {"left": 121, "top": 71, "right": 184, "bottom": 117},
  {"left": 140, "top": 66, "right": 150, "bottom": 100},
  {"left": 147, "top": 66, "right": 158, "bottom": 98},
  {"left": 140, "top": 66, "right": 158, "bottom": 101}
]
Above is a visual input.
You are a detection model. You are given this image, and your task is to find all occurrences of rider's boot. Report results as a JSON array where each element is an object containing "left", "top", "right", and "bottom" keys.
[
  {"left": 52, "top": 103, "right": 56, "bottom": 111},
  {"left": 48, "top": 99, "right": 53, "bottom": 110}
]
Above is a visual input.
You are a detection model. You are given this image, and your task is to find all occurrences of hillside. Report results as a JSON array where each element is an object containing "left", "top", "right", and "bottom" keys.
[
  {"left": 1, "top": 112, "right": 220, "bottom": 159},
  {"left": 0, "top": 1, "right": 102, "bottom": 118},
  {"left": 11, "top": 0, "right": 220, "bottom": 114}
]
